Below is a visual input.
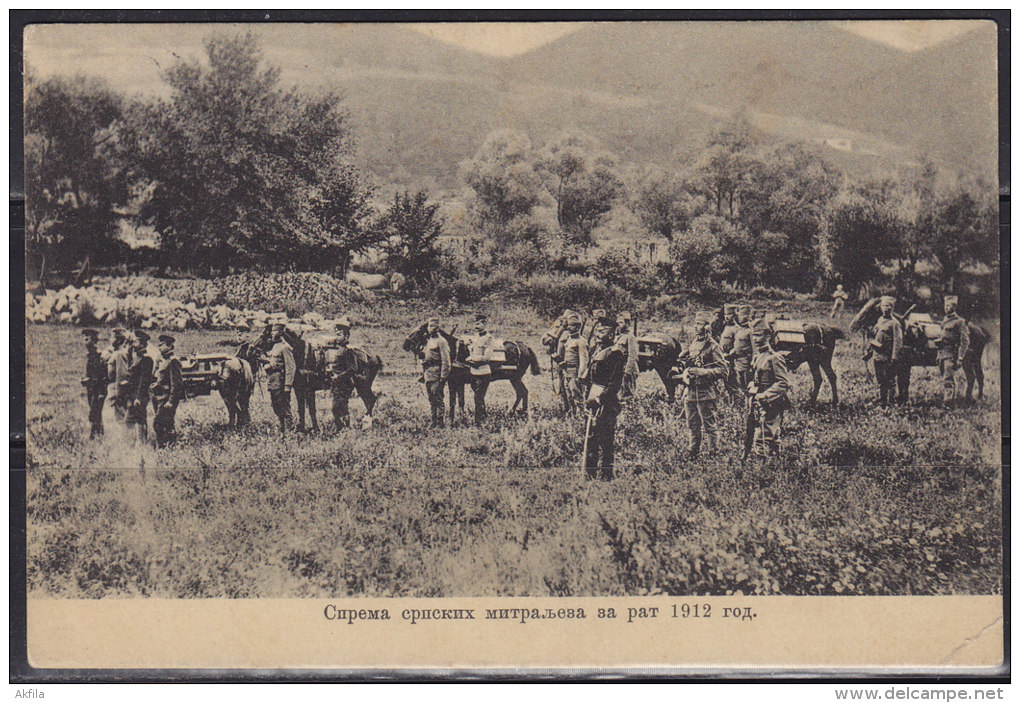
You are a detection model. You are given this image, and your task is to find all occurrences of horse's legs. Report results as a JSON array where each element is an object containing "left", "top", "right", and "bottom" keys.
[
  {"left": 308, "top": 389, "right": 319, "bottom": 431},
  {"left": 975, "top": 358, "right": 985, "bottom": 399},
  {"left": 808, "top": 361, "right": 823, "bottom": 403},
  {"left": 822, "top": 358, "right": 839, "bottom": 405},
  {"left": 295, "top": 389, "right": 307, "bottom": 431},
  {"left": 656, "top": 367, "right": 675, "bottom": 403},
  {"left": 509, "top": 375, "right": 529, "bottom": 414},
  {"left": 357, "top": 384, "right": 378, "bottom": 415}
]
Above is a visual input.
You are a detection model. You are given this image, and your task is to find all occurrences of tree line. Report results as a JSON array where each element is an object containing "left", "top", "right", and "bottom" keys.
[{"left": 26, "top": 31, "right": 997, "bottom": 298}]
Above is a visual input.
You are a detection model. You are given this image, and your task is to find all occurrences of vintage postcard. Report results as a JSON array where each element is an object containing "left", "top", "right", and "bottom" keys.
[{"left": 17, "top": 16, "right": 1004, "bottom": 676}]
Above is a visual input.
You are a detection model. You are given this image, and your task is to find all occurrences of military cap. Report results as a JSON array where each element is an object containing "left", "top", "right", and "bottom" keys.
[
  {"left": 561, "top": 308, "right": 576, "bottom": 319},
  {"left": 617, "top": 311, "right": 632, "bottom": 323},
  {"left": 836, "top": 284, "right": 844, "bottom": 291},
  {"left": 879, "top": 295, "right": 896, "bottom": 306},
  {"left": 158, "top": 334, "right": 176, "bottom": 346},
  {"left": 81, "top": 328, "right": 99, "bottom": 339},
  {"left": 426, "top": 316, "right": 439, "bottom": 325},
  {"left": 566, "top": 311, "right": 582, "bottom": 324},
  {"left": 695, "top": 311, "right": 714, "bottom": 324},
  {"left": 112, "top": 326, "right": 127, "bottom": 337},
  {"left": 943, "top": 294, "right": 959, "bottom": 305},
  {"left": 474, "top": 312, "right": 487, "bottom": 322},
  {"left": 335, "top": 315, "right": 351, "bottom": 330},
  {"left": 133, "top": 330, "right": 150, "bottom": 342},
  {"left": 724, "top": 303, "right": 736, "bottom": 314},
  {"left": 738, "top": 304, "right": 752, "bottom": 315},
  {"left": 592, "top": 308, "right": 607, "bottom": 320},
  {"left": 270, "top": 322, "right": 286, "bottom": 332}
]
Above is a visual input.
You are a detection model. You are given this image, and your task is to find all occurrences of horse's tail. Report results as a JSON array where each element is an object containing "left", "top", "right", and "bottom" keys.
[{"left": 526, "top": 346, "right": 541, "bottom": 376}]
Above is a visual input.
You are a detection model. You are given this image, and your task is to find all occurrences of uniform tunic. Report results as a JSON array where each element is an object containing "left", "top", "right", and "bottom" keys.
[
  {"left": 465, "top": 331, "right": 498, "bottom": 424},
  {"left": 82, "top": 347, "right": 108, "bottom": 438},
  {"left": 323, "top": 344, "right": 356, "bottom": 429},
  {"left": 939, "top": 313, "right": 971, "bottom": 402},
  {"left": 584, "top": 342, "right": 626, "bottom": 480},
  {"left": 421, "top": 334, "right": 451, "bottom": 426},
  {"left": 682, "top": 336, "right": 727, "bottom": 455},
  {"left": 615, "top": 330, "right": 640, "bottom": 399},
  {"left": 151, "top": 354, "right": 184, "bottom": 447},
  {"left": 107, "top": 346, "right": 133, "bottom": 419},
  {"left": 871, "top": 315, "right": 903, "bottom": 406},
  {"left": 557, "top": 333, "right": 589, "bottom": 412},
  {"left": 719, "top": 323, "right": 740, "bottom": 398},
  {"left": 746, "top": 350, "right": 792, "bottom": 459},
  {"left": 265, "top": 340, "right": 296, "bottom": 430},
  {"left": 730, "top": 324, "right": 753, "bottom": 380},
  {"left": 124, "top": 351, "right": 155, "bottom": 439}
]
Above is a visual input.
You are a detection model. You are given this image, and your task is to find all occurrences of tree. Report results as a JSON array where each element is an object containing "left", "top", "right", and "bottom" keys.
[
  {"left": 307, "top": 167, "right": 379, "bottom": 275},
  {"left": 688, "top": 118, "right": 757, "bottom": 218},
  {"left": 537, "top": 134, "right": 623, "bottom": 246},
  {"left": 630, "top": 167, "right": 695, "bottom": 241},
  {"left": 819, "top": 179, "right": 904, "bottom": 293},
  {"left": 461, "top": 130, "right": 543, "bottom": 229},
  {"left": 668, "top": 214, "right": 753, "bottom": 288},
  {"left": 25, "top": 74, "right": 133, "bottom": 272},
  {"left": 133, "top": 31, "right": 368, "bottom": 272},
  {"left": 379, "top": 190, "right": 445, "bottom": 282}
]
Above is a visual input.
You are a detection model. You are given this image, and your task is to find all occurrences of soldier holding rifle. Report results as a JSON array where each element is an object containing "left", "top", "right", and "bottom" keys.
[{"left": 742, "top": 318, "right": 792, "bottom": 462}]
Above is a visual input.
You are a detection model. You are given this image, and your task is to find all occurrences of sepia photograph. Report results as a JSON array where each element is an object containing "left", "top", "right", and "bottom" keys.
[{"left": 17, "top": 14, "right": 1004, "bottom": 673}]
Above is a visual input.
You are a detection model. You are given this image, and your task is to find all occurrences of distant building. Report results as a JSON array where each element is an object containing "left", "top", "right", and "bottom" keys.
[{"left": 824, "top": 138, "right": 853, "bottom": 152}]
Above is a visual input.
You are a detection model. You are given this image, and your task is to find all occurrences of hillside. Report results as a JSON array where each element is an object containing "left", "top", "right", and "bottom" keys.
[{"left": 24, "top": 21, "right": 999, "bottom": 190}]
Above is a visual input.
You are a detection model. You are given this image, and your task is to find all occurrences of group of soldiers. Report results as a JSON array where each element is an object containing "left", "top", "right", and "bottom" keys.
[
  {"left": 544, "top": 304, "right": 792, "bottom": 480},
  {"left": 864, "top": 294, "right": 973, "bottom": 407},
  {"left": 80, "top": 327, "right": 185, "bottom": 447}
]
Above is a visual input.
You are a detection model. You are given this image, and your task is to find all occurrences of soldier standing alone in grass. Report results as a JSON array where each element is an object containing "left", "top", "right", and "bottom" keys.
[
  {"left": 679, "top": 311, "right": 727, "bottom": 459},
  {"left": 583, "top": 314, "right": 626, "bottom": 480},
  {"left": 420, "top": 316, "right": 451, "bottom": 428},
  {"left": 124, "top": 330, "right": 155, "bottom": 443},
  {"left": 938, "top": 294, "right": 970, "bottom": 406},
  {"left": 557, "top": 312, "right": 589, "bottom": 413},
  {"left": 866, "top": 296, "right": 903, "bottom": 407},
  {"left": 615, "top": 311, "right": 639, "bottom": 400},
  {"left": 151, "top": 334, "right": 185, "bottom": 448},
  {"left": 80, "top": 328, "right": 107, "bottom": 439},
  {"left": 830, "top": 284, "right": 849, "bottom": 317},
  {"left": 742, "top": 318, "right": 792, "bottom": 462},
  {"left": 264, "top": 322, "right": 296, "bottom": 434}
]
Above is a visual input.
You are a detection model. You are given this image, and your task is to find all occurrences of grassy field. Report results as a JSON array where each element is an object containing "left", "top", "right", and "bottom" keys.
[{"left": 25, "top": 302, "right": 1003, "bottom": 597}]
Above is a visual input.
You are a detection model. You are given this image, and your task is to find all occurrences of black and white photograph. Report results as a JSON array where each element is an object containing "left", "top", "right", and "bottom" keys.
[{"left": 17, "top": 14, "right": 1004, "bottom": 672}]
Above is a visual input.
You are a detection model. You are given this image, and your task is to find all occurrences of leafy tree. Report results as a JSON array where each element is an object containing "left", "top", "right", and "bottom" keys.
[
  {"left": 688, "top": 118, "right": 757, "bottom": 218},
  {"left": 132, "top": 31, "right": 368, "bottom": 272},
  {"left": 819, "top": 179, "right": 904, "bottom": 293},
  {"left": 630, "top": 167, "right": 695, "bottom": 241},
  {"left": 25, "top": 74, "right": 133, "bottom": 272},
  {"left": 307, "top": 168, "right": 379, "bottom": 275},
  {"left": 379, "top": 190, "right": 445, "bottom": 282},
  {"left": 537, "top": 134, "right": 623, "bottom": 246},
  {"left": 461, "top": 130, "right": 543, "bottom": 229}
]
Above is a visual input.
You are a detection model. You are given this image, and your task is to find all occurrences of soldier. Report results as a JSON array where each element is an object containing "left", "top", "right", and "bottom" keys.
[
  {"left": 464, "top": 313, "right": 498, "bottom": 426},
  {"left": 321, "top": 318, "right": 357, "bottom": 431},
  {"left": 264, "top": 322, "right": 296, "bottom": 434},
  {"left": 557, "top": 312, "right": 589, "bottom": 413},
  {"left": 105, "top": 328, "right": 132, "bottom": 422},
  {"left": 124, "top": 330, "right": 155, "bottom": 443},
  {"left": 615, "top": 311, "right": 639, "bottom": 400},
  {"left": 742, "top": 318, "right": 792, "bottom": 461},
  {"left": 80, "top": 328, "right": 107, "bottom": 439},
  {"left": 719, "top": 304, "right": 739, "bottom": 400},
  {"left": 938, "top": 295, "right": 970, "bottom": 406},
  {"left": 727, "top": 304, "right": 754, "bottom": 391},
  {"left": 542, "top": 309, "right": 575, "bottom": 398},
  {"left": 830, "top": 284, "right": 849, "bottom": 317},
  {"left": 867, "top": 296, "right": 903, "bottom": 407},
  {"left": 583, "top": 314, "right": 626, "bottom": 480},
  {"left": 678, "top": 311, "right": 728, "bottom": 458},
  {"left": 150, "top": 334, "right": 185, "bottom": 448},
  {"left": 419, "top": 317, "right": 451, "bottom": 428},
  {"left": 710, "top": 306, "right": 727, "bottom": 340}
]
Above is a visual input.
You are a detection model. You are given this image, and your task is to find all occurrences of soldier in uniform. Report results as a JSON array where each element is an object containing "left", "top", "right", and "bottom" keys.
[
  {"left": 419, "top": 317, "right": 451, "bottom": 428},
  {"left": 556, "top": 312, "right": 589, "bottom": 413},
  {"left": 727, "top": 304, "right": 754, "bottom": 392},
  {"left": 106, "top": 328, "right": 133, "bottom": 422},
  {"left": 719, "top": 304, "right": 739, "bottom": 401},
  {"left": 81, "top": 329, "right": 108, "bottom": 439},
  {"left": 541, "top": 309, "right": 575, "bottom": 398},
  {"left": 830, "top": 284, "right": 849, "bottom": 317},
  {"left": 465, "top": 313, "right": 498, "bottom": 426},
  {"left": 263, "top": 322, "right": 296, "bottom": 434},
  {"left": 583, "top": 314, "right": 626, "bottom": 480},
  {"left": 615, "top": 311, "right": 639, "bottom": 400},
  {"left": 938, "top": 294, "right": 970, "bottom": 406},
  {"left": 742, "top": 318, "right": 792, "bottom": 461},
  {"left": 866, "top": 296, "right": 903, "bottom": 407},
  {"left": 150, "top": 334, "right": 185, "bottom": 448},
  {"left": 321, "top": 317, "right": 357, "bottom": 431},
  {"left": 678, "top": 311, "right": 728, "bottom": 458},
  {"left": 124, "top": 330, "right": 155, "bottom": 443}
]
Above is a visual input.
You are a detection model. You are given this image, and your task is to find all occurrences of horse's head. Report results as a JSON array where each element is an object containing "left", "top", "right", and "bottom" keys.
[{"left": 403, "top": 321, "right": 429, "bottom": 354}]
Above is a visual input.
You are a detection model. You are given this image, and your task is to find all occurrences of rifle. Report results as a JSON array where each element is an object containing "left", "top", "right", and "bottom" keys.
[
  {"left": 580, "top": 409, "right": 595, "bottom": 477},
  {"left": 742, "top": 384, "right": 759, "bottom": 460}
]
